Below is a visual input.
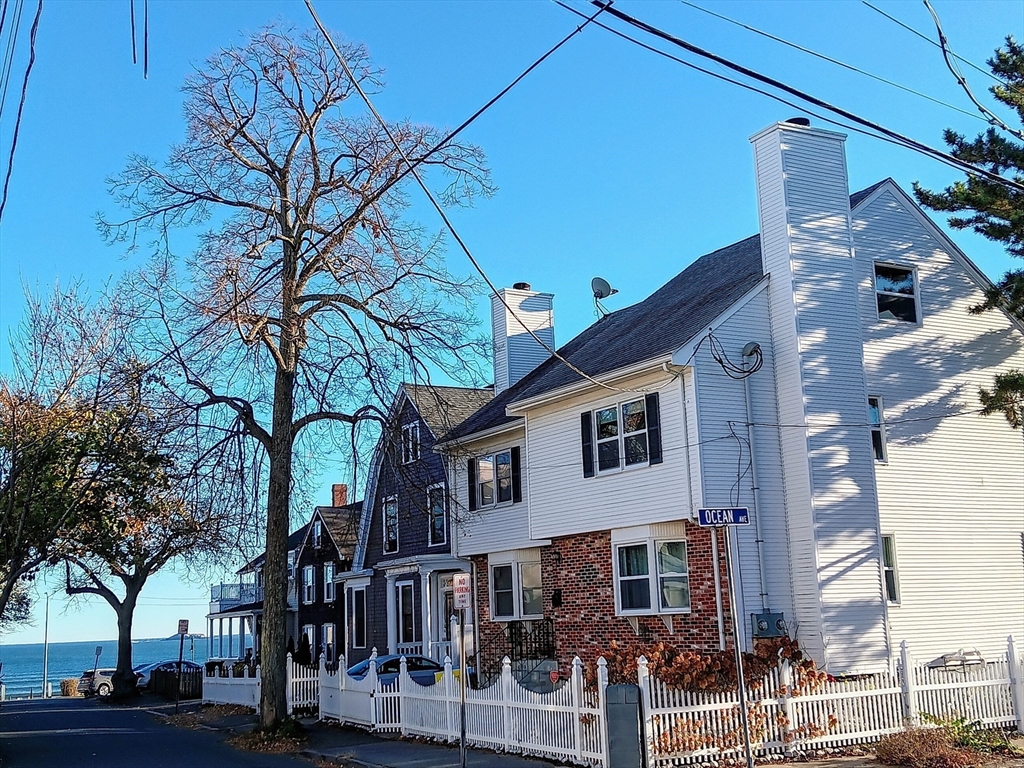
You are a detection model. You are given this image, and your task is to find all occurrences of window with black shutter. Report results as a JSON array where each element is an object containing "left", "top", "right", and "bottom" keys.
[{"left": 582, "top": 395, "right": 662, "bottom": 474}]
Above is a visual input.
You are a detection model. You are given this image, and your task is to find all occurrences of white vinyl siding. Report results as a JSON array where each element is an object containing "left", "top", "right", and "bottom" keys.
[
  {"left": 753, "top": 123, "right": 888, "bottom": 673},
  {"left": 453, "top": 431, "right": 546, "bottom": 557},
  {"left": 526, "top": 369, "right": 694, "bottom": 541},
  {"left": 854, "top": 185, "right": 1024, "bottom": 659},
  {"left": 691, "top": 288, "right": 794, "bottom": 641}
]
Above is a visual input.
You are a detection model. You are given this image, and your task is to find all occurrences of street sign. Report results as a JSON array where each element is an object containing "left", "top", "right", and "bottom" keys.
[
  {"left": 453, "top": 573, "right": 472, "bottom": 610},
  {"left": 94, "top": 645, "right": 102, "bottom": 658},
  {"left": 178, "top": 619, "right": 189, "bottom": 635},
  {"left": 698, "top": 507, "right": 750, "bottom": 527}
]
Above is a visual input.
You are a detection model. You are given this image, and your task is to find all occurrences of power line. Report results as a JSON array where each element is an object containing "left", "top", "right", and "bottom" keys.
[
  {"left": 678, "top": 0, "right": 984, "bottom": 123},
  {"left": 305, "top": 0, "right": 663, "bottom": 396},
  {"left": 584, "top": 0, "right": 1024, "bottom": 193},
  {"left": 861, "top": 1, "right": 1021, "bottom": 93},
  {"left": 0, "top": 0, "right": 40, "bottom": 224},
  {"left": 556, "top": 2, "right": 961, "bottom": 155},
  {"left": 0, "top": 0, "right": 24, "bottom": 123}
]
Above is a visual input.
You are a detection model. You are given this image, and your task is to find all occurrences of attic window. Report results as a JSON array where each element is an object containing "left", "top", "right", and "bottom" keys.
[
  {"left": 402, "top": 423, "right": 420, "bottom": 464},
  {"left": 875, "top": 264, "right": 918, "bottom": 323}
]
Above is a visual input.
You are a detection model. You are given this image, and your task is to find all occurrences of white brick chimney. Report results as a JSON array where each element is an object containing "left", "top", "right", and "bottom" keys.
[
  {"left": 491, "top": 283, "right": 554, "bottom": 394},
  {"left": 750, "top": 119, "right": 888, "bottom": 673}
]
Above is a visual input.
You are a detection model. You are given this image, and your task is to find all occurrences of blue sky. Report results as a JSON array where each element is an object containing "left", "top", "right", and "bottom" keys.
[{"left": 1, "top": 0, "right": 1021, "bottom": 645}]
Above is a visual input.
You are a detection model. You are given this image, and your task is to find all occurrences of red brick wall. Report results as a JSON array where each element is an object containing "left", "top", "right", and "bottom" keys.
[{"left": 471, "top": 524, "right": 732, "bottom": 670}]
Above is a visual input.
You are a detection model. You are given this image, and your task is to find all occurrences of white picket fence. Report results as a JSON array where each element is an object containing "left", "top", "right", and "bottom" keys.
[
  {"left": 641, "top": 637, "right": 1024, "bottom": 767},
  {"left": 203, "top": 653, "right": 319, "bottom": 715},
  {"left": 202, "top": 637, "right": 1024, "bottom": 768},
  {"left": 319, "top": 651, "right": 609, "bottom": 766}
]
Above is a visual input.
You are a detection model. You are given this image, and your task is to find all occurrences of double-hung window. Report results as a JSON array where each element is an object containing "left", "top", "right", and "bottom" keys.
[
  {"left": 322, "top": 623, "right": 336, "bottom": 663},
  {"left": 614, "top": 539, "right": 690, "bottom": 615},
  {"left": 582, "top": 393, "right": 662, "bottom": 477},
  {"left": 427, "top": 485, "right": 446, "bottom": 546},
  {"left": 402, "top": 423, "right": 420, "bottom": 464},
  {"left": 352, "top": 587, "right": 367, "bottom": 649},
  {"left": 489, "top": 551, "right": 543, "bottom": 621},
  {"left": 468, "top": 448, "right": 521, "bottom": 510},
  {"left": 398, "top": 583, "right": 415, "bottom": 644},
  {"left": 324, "top": 562, "right": 335, "bottom": 602},
  {"left": 868, "top": 396, "right": 887, "bottom": 462},
  {"left": 313, "top": 520, "right": 322, "bottom": 548},
  {"left": 383, "top": 497, "right": 398, "bottom": 554},
  {"left": 875, "top": 263, "right": 919, "bottom": 323},
  {"left": 302, "top": 565, "right": 315, "bottom": 604},
  {"left": 881, "top": 534, "right": 900, "bottom": 604}
]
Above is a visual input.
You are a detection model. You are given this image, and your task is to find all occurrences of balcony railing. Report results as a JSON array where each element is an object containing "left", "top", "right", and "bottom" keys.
[{"left": 209, "top": 582, "right": 261, "bottom": 612}]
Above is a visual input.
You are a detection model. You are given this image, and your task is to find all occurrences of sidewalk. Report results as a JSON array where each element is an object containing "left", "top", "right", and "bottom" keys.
[{"left": 164, "top": 699, "right": 887, "bottom": 768}]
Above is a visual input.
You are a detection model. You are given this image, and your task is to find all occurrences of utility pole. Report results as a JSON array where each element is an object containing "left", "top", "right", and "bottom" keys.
[{"left": 42, "top": 593, "right": 50, "bottom": 698}]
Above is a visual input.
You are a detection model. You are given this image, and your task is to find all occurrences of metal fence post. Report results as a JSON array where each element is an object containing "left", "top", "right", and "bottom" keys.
[
  {"left": 1008, "top": 636, "right": 1024, "bottom": 734},
  {"left": 286, "top": 652, "right": 294, "bottom": 715},
  {"left": 899, "top": 641, "right": 918, "bottom": 726}
]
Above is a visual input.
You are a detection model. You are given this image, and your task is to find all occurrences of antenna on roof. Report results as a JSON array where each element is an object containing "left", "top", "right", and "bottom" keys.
[{"left": 591, "top": 277, "right": 618, "bottom": 319}]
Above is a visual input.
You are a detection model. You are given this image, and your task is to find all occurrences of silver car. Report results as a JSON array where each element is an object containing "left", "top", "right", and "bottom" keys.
[{"left": 78, "top": 668, "right": 116, "bottom": 696}]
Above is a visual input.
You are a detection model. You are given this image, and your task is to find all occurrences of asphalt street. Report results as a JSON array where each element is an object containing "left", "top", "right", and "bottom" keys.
[{"left": 0, "top": 696, "right": 308, "bottom": 768}]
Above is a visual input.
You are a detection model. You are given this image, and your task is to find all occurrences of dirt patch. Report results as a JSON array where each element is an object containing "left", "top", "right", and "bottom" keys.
[
  {"left": 227, "top": 727, "right": 306, "bottom": 753},
  {"left": 164, "top": 703, "right": 254, "bottom": 729}
]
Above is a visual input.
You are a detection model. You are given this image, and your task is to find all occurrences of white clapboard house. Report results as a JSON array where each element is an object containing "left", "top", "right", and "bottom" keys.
[{"left": 434, "top": 118, "right": 1024, "bottom": 677}]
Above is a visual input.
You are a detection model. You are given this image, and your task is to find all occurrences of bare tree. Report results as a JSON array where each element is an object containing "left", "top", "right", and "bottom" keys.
[
  {"left": 64, "top": 376, "right": 234, "bottom": 698},
  {"left": 99, "top": 26, "right": 491, "bottom": 727}
]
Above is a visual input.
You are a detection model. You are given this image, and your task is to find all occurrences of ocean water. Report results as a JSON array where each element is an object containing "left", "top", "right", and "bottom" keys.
[{"left": 0, "top": 637, "right": 209, "bottom": 698}]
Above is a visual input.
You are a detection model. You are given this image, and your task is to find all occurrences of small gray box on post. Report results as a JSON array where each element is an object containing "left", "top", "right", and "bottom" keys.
[{"left": 606, "top": 683, "right": 642, "bottom": 768}]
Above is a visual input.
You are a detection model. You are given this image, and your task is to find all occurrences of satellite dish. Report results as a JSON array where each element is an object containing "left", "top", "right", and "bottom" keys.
[{"left": 592, "top": 277, "right": 618, "bottom": 300}]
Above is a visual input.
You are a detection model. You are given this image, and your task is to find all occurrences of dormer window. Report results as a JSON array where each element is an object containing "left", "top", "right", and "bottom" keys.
[
  {"left": 402, "top": 423, "right": 420, "bottom": 464},
  {"left": 875, "top": 263, "right": 919, "bottom": 323}
]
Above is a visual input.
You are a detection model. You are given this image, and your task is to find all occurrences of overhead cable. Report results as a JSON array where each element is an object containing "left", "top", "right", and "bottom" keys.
[
  {"left": 679, "top": 0, "right": 984, "bottom": 123},
  {"left": 862, "top": 1, "right": 1022, "bottom": 94},
  {"left": 586, "top": 0, "right": 1024, "bottom": 193},
  {"left": 305, "top": 0, "right": 664, "bottom": 395},
  {"left": 0, "top": 0, "right": 40, "bottom": 224}
]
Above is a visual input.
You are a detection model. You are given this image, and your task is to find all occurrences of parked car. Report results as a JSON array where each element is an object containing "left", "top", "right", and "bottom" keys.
[
  {"left": 347, "top": 655, "right": 455, "bottom": 686},
  {"left": 79, "top": 668, "right": 116, "bottom": 696},
  {"left": 133, "top": 660, "right": 175, "bottom": 688},
  {"left": 151, "top": 660, "right": 202, "bottom": 675}
]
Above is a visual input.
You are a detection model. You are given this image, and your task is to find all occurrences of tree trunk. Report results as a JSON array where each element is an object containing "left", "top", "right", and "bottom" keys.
[
  {"left": 259, "top": 367, "right": 295, "bottom": 728},
  {"left": 112, "top": 585, "right": 141, "bottom": 698}
]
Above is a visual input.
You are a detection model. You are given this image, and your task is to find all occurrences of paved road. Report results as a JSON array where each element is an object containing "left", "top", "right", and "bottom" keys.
[{"left": 0, "top": 696, "right": 308, "bottom": 768}]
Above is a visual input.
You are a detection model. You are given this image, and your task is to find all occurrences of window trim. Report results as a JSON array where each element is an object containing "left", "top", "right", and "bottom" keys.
[
  {"left": 874, "top": 262, "right": 921, "bottom": 325},
  {"left": 321, "top": 623, "right": 336, "bottom": 664},
  {"left": 613, "top": 538, "right": 691, "bottom": 617},
  {"left": 383, "top": 496, "right": 399, "bottom": 554},
  {"left": 427, "top": 483, "right": 447, "bottom": 547},
  {"left": 488, "top": 552, "right": 543, "bottom": 621},
  {"left": 352, "top": 587, "right": 367, "bottom": 649},
  {"left": 324, "top": 562, "right": 336, "bottom": 603},
  {"left": 313, "top": 519, "right": 322, "bottom": 548},
  {"left": 881, "top": 534, "right": 900, "bottom": 605},
  {"left": 301, "top": 623, "right": 316, "bottom": 653},
  {"left": 402, "top": 422, "right": 420, "bottom": 464},
  {"left": 593, "top": 398, "right": 651, "bottom": 475},
  {"left": 398, "top": 582, "right": 415, "bottom": 645},
  {"left": 477, "top": 449, "right": 513, "bottom": 508},
  {"left": 302, "top": 565, "right": 316, "bottom": 604},
  {"left": 868, "top": 395, "right": 888, "bottom": 464}
]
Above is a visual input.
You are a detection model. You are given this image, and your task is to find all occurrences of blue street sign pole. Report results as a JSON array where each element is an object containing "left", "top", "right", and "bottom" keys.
[{"left": 699, "top": 509, "right": 754, "bottom": 768}]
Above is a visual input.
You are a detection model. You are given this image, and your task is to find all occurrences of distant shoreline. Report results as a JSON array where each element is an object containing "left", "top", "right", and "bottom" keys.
[{"left": 0, "top": 635, "right": 207, "bottom": 648}]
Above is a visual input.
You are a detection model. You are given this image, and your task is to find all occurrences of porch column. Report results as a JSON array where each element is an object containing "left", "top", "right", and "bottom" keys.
[
  {"left": 218, "top": 618, "right": 224, "bottom": 657},
  {"left": 239, "top": 616, "right": 245, "bottom": 657},
  {"left": 420, "top": 569, "right": 431, "bottom": 658},
  {"left": 386, "top": 573, "right": 397, "bottom": 655}
]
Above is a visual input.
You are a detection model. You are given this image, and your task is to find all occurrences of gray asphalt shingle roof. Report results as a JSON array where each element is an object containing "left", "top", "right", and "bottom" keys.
[
  {"left": 442, "top": 182, "right": 888, "bottom": 445},
  {"left": 404, "top": 384, "right": 494, "bottom": 438}
]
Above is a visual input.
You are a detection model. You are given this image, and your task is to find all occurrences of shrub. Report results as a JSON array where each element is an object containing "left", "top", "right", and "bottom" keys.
[
  {"left": 875, "top": 728, "right": 976, "bottom": 768},
  {"left": 60, "top": 678, "right": 79, "bottom": 697}
]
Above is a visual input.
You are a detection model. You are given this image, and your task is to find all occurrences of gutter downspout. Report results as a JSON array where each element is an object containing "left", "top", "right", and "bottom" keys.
[{"left": 743, "top": 345, "right": 770, "bottom": 613}]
